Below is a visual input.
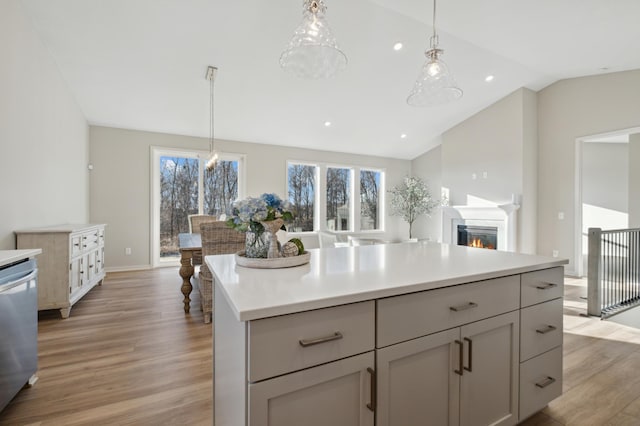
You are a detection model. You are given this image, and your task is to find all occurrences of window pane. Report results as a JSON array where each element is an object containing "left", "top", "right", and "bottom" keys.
[
  {"left": 287, "top": 164, "right": 316, "bottom": 232},
  {"left": 204, "top": 160, "right": 238, "bottom": 217},
  {"left": 159, "top": 156, "right": 199, "bottom": 258},
  {"left": 360, "top": 170, "right": 381, "bottom": 230},
  {"left": 326, "top": 167, "right": 351, "bottom": 231}
]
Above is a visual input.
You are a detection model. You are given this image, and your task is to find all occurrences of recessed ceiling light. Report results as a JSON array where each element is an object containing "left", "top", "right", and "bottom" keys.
[
  {"left": 400, "top": 133, "right": 407, "bottom": 139},
  {"left": 485, "top": 75, "right": 494, "bottom": 82},
  {"left": 393, "top": 42, "right": 403, "bottom": 51},
  {"left": 324, "top": 121, "right": 332, "bottom": 127}
]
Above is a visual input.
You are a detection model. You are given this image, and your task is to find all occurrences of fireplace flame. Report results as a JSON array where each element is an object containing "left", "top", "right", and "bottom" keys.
[{"left": 469, "top": 238, "right": 495, "bottom": 250}]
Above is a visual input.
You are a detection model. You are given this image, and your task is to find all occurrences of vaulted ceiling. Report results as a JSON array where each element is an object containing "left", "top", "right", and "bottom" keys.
[{"left": 20, "top": 0, "right": 640, "bottom": 159}]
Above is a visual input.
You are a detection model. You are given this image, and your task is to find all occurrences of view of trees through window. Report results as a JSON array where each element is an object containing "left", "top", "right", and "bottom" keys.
[
  {"left": 326, "top": 167, "right": 351, "bottom": 231},
  {"left": 159, "top": 155, "right": 239, "bottom": 258},
  {"left": 287, "top": 163, "right": 316, "bottom": 232},
  {"left": 360, "top": 169, "right": 381, "bottom": 230}
]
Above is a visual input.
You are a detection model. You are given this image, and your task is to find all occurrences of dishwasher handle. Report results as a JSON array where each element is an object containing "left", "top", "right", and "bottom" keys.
[{"left": 0, "top": 269, "right": 37, "bottom": 294}]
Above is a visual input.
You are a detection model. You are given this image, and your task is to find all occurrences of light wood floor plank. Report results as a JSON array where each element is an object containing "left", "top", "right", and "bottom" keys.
[{"left": 0, "top": 268, "right": 212, "bottom": 426}]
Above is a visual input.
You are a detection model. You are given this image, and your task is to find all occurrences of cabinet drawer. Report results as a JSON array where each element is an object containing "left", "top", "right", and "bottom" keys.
[
  {"left": 520, "top": 299, "right": 563, "bottom": 362},
  {"left": 70, "top": 234, "right": 82, "bottom": 256},
  {"left": 377, "top": 275, "right": 520, "bottom": 347},
  {"left": 81, "top": 230, "right": 100, "bottom": 251},
  {"left": 248, "top": 301, "right": 375, "bottom": 382},
  {"left": 519, "top": 346, "right": 563, "bottom": 421},
  {"left": 521, "top": 267, "right": 564, "bottom": 307}
]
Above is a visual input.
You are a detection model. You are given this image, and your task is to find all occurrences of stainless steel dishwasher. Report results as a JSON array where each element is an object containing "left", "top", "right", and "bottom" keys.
[{"left": 0, "top": 258, "right": 38, "bottom": 412}]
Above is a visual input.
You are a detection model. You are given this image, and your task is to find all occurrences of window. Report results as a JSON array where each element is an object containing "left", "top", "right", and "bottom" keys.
[
  {"left": 286, "top": 161, "right": 384, "bottom": 234},
  {"left": 153, "top": 148, "right": 243, "bottom": 264},
  {"left": 360, "top": 169, "right": 382, "bottom": 230},
  {"left": 326, "top": 167, "right": 352, "bottom": 231},
  {"left": 287, "top": 163, "right": 317, "bottom": 232},
  {"left": 204, "top": 160, "right": 238, "bottom": 217}
]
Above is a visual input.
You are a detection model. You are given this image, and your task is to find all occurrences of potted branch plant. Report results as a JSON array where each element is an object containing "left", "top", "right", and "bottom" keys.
[{"left": 389, "top": 176, "right": 439, "bottom": 240}]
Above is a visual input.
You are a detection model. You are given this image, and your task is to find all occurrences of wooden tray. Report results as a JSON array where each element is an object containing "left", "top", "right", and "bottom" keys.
[{"left": 235, "top": 251, "right": 311, "bottom": 269}]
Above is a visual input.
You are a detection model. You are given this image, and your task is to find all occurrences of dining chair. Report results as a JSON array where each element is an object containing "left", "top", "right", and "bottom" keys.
[{"left": 188, "top": 214, "right": 217, "bottom": 265}]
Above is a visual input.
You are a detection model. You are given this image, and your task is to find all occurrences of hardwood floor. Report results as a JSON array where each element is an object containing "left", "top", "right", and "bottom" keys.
[
  {"left": 3, "top": 270, "right": 640, "bottom": 425},
  {"left": 0, "top": 268, "right": 212, "bottom": 426}
]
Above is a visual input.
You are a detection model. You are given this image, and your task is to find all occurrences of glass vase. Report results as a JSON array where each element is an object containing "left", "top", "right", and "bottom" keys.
[{"left": 245, "top": 229, "right": 269, "bottom": 259}]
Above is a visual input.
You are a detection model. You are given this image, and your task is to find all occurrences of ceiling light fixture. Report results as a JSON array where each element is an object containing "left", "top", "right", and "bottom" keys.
[
  {"left": 393, "top": 42, "right": 403, "bottom": 51},
  {"left": 407, "top": 0, "right": 462, "bottom": 106},
  {"left": 205, "top": 66, "right": 219, "bottom": 171},
  {"left": 324, "top": 121, "right": 332, "bottom": 127},
  {"left": 280, "top": 0, "right": 347, "bottom": 79},
  {"left": 485, "top": 75, "right": 494, "bottom": 82},
  {"left": 400, "top": 133, "right": 407, "bottom": 139}
]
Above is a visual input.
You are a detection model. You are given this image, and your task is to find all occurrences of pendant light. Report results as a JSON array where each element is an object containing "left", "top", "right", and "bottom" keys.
[
  {"left": 407, "top": 0, "right": 462, "bottom": 106},
  {"left": 205, "top": 66, "right": 219, "bottom": 171},
  {"left": 280, "top": 0, "right": 347, "bottom": 79}
]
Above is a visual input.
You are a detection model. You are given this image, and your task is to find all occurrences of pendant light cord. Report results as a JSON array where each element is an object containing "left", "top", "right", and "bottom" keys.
[
  {"left": 430, "top": 0, "right": 439, "bottom": 49},
  {"left": 209, "top": 73, "right": 214, "bottom": 155}
]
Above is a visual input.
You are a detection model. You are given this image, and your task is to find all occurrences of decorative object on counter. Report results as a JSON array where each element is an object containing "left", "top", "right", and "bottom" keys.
[
  {"left": 389, "top": 176, "right": 439, "bottom": 239},
  {"left": 280, "top": 0, "right": 347, "bottom": 79},
  {"left": 227, "top": 193, "right": 294, "bottom": 259},
  {"left": 235, "top": 250, "right": 311, "bottom": 269}
]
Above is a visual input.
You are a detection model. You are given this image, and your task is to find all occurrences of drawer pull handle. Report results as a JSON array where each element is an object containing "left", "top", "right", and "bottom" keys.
[
  {"left": 366, "top": 367, "right": 376, "bottom": 412},
  {"left": 536, "top": 325, "right": 557, "bottom": 334},
  {"left": 73, "top": 243, "right": 80, "bottom": 247},
  {"left": 450, "top": 302, "right": 478, "bottom": 312},
  {"left": 299, "top": 331, "right": 343, "bottom": 347},
  {"left": 454, "top": 340, "right": 464, "bottom": 376},
  {"left": 536, "top": 282, "right": 557, "bottom": 290},
  {"left": 464, "top": 337, "right": 473, "bottom": 372},
  {"left": 535, "top": 376, "right": 556, "bottom": 389}
]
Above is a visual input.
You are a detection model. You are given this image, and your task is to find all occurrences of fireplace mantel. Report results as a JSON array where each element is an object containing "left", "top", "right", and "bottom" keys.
[{"left": 442, "top": 204, "right": 520, "bottom": 252}]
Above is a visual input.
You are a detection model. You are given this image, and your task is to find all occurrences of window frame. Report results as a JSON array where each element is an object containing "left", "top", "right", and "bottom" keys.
[
  {"left": 285, "top": 159, "right": 385, "bottom": 237},
  {"left": 151, "top": 146, "right": 245, "bottom": 267}
]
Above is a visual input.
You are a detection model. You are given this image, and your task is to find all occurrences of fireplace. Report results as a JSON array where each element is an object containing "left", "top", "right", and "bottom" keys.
[{"left": 457, "top": 225, "right": 498, "bottom": 250}]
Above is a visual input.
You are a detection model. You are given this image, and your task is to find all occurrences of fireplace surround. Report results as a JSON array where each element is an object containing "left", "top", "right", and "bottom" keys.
[{"left": 442, "top": 203, "right": 520, "bottom": 252}]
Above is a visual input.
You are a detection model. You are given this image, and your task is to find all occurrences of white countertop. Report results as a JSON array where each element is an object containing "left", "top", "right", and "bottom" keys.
[
  {"left": 14, "top": 224, "right": 106, "bottom": 233},
  {"left": 206, "top": 242, "right": 568, "bottom": 322},
  {"left": 0, "top": 249, "right": 42, "bottom": 268}
]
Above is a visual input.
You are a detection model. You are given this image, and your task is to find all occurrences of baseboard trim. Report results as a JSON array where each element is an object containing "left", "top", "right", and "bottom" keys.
[{"left": 105, "top": 265, "right": 152, "bottom": 273}]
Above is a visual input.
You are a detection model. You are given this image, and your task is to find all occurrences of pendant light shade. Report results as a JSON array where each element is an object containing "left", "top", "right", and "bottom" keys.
[
  {"left": 407, "top": 0, "right": 462, "bottom": 106},
  {"left": 280, "top": 0, "right": 347, "bottom": 79},
  {"left": 205, "top": 66, "right": 219, "bottom": 171}
]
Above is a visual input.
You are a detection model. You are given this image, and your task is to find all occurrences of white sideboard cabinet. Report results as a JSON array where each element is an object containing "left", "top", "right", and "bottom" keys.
[{"left": 16, "top": 224, "right": 106, "bottom": 318}]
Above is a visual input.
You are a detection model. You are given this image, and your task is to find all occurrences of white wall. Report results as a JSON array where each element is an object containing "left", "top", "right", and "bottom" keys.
[
  {"left": 538, "top": 69, "right": 640, "bottom": 274},
  {"left": 90, "top": 126, "right": 411, "bottom": 269},
  {"left": 630, "top": 134, "right": 640, "bottom": 228},
  {"left": 411, "top": 144, "right": 442, "bottom": 242},
  {"left": 0, "top": 0, "right": 89, "bottom": 249},
  {"left": 439, "top": 88, "right": 537, "bottom": 254}
]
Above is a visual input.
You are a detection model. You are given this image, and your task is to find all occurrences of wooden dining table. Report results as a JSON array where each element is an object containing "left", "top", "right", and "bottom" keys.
[{"left": 178, "top": 232, "right": 202, "bottom": 313}]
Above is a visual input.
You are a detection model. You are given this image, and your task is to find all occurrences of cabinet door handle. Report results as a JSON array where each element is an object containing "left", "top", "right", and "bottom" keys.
[
  {"left": 535, "top": 376, "right": 556, "bottom": 389},
  {"left": 454, "top": 340, "right": 464, "bottom": 376},
  {"left": 536, "top": 325, "right": 557, "bottom": 334},
  {"left": 463, "top": 337, "right": 473, "bottom": 372},
  {"left": 73, "top": 243, "right": 80, "bottom": 247},
  {"left": 536, "top": 282, "right": 557, "bottom": 290},
  {"left": 366, "top": 367, "right": 376, "bottom": 412},
  {"left": 299, "top": 331, "right": 343, "bottom": 347},
  {"left": 450, "top": 302, "right": 478, "bottom": 312}
]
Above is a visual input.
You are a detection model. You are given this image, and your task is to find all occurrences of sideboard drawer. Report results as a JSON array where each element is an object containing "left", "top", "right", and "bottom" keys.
[
  {"left": 521, "top": 267, "right": 564, "bottom": 307},
  {"left": 377, "top": 275, "right": 520, "bottom": 347},
  {"left": 520, "top": 346, "right": 563, "bottom": 421},
  {"left": 248, "top": 301, "right": 375, "bottom": 382},
  {"left": 520, "top": 298, "right": 563, "bottom": 362}
]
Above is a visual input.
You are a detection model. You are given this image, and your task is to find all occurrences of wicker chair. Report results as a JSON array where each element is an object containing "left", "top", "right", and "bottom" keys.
[
  {"left": 188, "top": 214, "right": 217, "bottom": 265},
  {"left": 198, "top": 221, "right": 245, "bottom": 323}
]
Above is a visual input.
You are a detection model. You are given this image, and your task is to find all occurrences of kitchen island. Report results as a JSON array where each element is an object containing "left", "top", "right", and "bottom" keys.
[{"left": 207, "top": 242, "right": 568, "bottom": 426}]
